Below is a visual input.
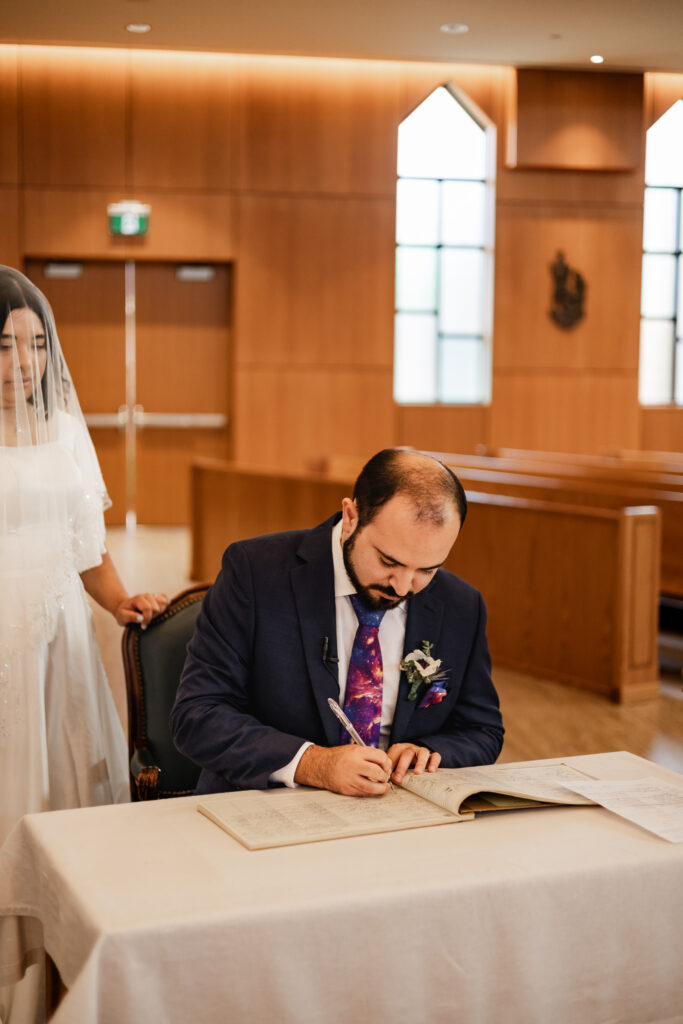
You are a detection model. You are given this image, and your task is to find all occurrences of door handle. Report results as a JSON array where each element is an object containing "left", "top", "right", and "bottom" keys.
[
  {"left": 132, "top": 407, "right": 228, "bottom": 429},
  {"left": 84, "top": 408, "right": 228, "bottom": 430}
]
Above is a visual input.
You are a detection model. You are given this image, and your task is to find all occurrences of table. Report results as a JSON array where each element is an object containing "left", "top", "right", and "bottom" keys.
[{"left": 1, "top": 752, "right": 683, "bottom": 1024}]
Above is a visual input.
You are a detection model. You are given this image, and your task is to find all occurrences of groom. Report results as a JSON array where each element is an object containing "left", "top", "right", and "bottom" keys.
[{"left": 171, "top": 449, "right": 503, "bottom": 796}]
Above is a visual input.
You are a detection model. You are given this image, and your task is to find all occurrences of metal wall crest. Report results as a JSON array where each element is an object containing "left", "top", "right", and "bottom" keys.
[{"left": 549, "top": 251, "right": 585, "bottom": 329}]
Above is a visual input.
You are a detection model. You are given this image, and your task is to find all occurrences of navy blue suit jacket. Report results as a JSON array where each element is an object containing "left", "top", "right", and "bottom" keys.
[{"left": 170, "top": 514, "right": 504, "bottom": 794}]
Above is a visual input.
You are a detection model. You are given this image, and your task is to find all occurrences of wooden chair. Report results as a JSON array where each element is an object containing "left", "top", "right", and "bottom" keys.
[{"left": 122, "top": 583, "right": 208, "bottom": 800}]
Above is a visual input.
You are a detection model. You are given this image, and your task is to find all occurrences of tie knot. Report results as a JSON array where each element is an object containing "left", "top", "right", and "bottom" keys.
[{"left": 350, "top": 593, "right": 385, "bottom": 629}]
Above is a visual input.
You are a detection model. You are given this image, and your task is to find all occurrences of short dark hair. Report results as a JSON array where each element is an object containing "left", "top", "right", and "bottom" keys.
[{"left": 352, "top": 448, "right": 467, "bottom": 529}]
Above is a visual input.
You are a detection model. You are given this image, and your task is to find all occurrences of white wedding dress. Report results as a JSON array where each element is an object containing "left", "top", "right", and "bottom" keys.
[{"left": 0, "top": 411, "right": 128, "bottom": 848}]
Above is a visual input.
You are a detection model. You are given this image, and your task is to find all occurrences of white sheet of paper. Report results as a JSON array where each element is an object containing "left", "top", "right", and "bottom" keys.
[{"left": 559, "top": 777, "right": 683, "bottom": 843}]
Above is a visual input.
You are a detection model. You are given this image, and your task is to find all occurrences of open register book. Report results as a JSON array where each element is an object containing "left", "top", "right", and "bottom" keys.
[{"left": 197, "top": 761, "right": 597, "bottom": 850}]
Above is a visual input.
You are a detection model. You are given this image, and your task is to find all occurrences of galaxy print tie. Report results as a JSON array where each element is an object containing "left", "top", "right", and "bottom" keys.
[{"left": 341, "top": 595, "right": 386, "bottom": 747}]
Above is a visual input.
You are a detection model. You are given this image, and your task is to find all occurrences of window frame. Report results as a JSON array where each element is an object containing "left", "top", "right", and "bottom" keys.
[
  {"left": 393, "top": 81, "right": 496, "bottom": 407},
  {"left": 639, "top": 100, "right": 683, "bottom": 408}
]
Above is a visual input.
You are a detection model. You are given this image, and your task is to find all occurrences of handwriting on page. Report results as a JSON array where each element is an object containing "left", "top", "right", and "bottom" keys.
[{"left": 199, "top": 787, "right": 465, "bottom": 849}]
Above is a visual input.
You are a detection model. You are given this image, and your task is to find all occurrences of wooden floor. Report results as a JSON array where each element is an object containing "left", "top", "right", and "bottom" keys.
[{"left": 93, "top": 526, "right": 683, "bottom": 778}]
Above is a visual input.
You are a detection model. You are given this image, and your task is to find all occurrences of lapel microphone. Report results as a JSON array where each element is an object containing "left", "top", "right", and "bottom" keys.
[{"left": 321, "top": 636, "right": 339, "bottom": 663}]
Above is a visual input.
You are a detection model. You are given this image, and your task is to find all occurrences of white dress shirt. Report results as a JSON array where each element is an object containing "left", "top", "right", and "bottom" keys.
[{"left": 270, "top": 519, "right": 408, "bottom": 787}]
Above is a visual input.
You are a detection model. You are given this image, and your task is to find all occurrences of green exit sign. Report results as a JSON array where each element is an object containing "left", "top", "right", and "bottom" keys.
[{"left": 107, "top": 201, "right": 150, "bottom": 236}]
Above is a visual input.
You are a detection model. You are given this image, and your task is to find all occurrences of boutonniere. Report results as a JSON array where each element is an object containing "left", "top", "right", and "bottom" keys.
[{"left": 400, "top": 640, "right": 449, "bottom": 707}]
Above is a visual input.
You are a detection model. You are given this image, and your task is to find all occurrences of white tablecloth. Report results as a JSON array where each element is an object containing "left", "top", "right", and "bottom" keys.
[{"left": 1, "top": 752, "right": 683, "bottom": 1024}]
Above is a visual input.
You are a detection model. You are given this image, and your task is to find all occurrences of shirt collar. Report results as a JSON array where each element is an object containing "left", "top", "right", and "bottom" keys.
[
  {"left": 332, "top": 519, "right": 355, "bottom": 598},
  {"left": 331, "top": 518, "right": 407, "bottom": 613}
]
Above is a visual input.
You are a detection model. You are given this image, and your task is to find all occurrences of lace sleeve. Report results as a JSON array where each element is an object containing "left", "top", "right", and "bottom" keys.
[{"left": 61, "top": 412, "right": 111, "bottom": 574}]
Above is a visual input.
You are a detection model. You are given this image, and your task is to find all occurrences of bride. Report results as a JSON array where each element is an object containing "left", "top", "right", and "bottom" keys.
[
  {"left": 0, "top": 266, "right": 169, "bottom": 839},
  {"left": 0, "top": 265, "right": 170, "bottom": 1019},
  {"left": 0, "top": 265, "right": 170, "bottom": 840}
]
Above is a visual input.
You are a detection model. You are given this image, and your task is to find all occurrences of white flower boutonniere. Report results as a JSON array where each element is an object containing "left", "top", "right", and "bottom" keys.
[{"left": 400, "top": 640, "right": 449, "bottom": 706}]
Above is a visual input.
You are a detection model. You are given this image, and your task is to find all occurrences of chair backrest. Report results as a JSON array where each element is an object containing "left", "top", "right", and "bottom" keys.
[{"left": 122, "top": 583, "right": 208, "bottom": 800}]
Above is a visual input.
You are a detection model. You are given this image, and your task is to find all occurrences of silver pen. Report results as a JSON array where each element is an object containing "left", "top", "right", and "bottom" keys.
[{"left": 327, "top": 697, "right": 395, "bottom": 792}]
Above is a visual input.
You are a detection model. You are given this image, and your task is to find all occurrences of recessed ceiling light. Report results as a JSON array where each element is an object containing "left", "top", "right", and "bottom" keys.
[
  {"left": 440, "top": 23, "right": 469, "bottom": 35},
  {"left": 126, "top": 23, "right": 151, "bottom": 34},
  {"left": 590, "top": 54, "right": 604, "bottom": 64}
]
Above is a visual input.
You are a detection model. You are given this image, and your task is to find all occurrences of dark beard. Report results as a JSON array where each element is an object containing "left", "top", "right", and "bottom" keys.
[{"left": 342, "top": 528, "right": 412, "bottom": 611}]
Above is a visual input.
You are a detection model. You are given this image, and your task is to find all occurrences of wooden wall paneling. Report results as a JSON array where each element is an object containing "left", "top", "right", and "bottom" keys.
[
  {"left": 496, "top": 67, "right": 644, "bottom": 204},
  {"left": 24, "top": 259, "right": 126, "bottom": 411},
  {"left": 135, "top": 262, "right": 231, "bottom": 414},
  {"left": 489, "top": 374, "right": 639, "bottom": 453},
  {"left": 137, "top": 429, "right": 229, "bottom": 525},
  {"left": 0, "top": 188, "right": 21, "bottom": 268},
  {"left": 129, "top": 51, "right": 238, "bottom": 190},
  {"left": 234, "top": 55, "right": 401, "bottom": 195},
  {"left": 23, "top": 189, "right": 131, "bottom": 259},
  {"left": 232, "top": 366, "right": 394, "bottom": 472},
  {"left": 496, "top": 70, "right": 643, "bottom": 206},
  {"left": 235, "top": 194, "right": 395, "bottom": 367},
  {"left": 640, "top": 409, "right": 683, "bottom": 454},
  {"left": 507, "top": 69, "right": 644, "bottom": 171},
  {"left": 190, "top": 460, "right": 351, "bottom": 579},
  {"left": 13, "top": 47, "right": 666, "bottom": 471},
  {"left": 496, "top": 165, "right": 645, "bottom": 206},
  {"left": 135, "top": 193, "right": 237, "bottom": 261},
  {"left": 396, "top": 405, "right": 489, "bottom": 455},
  {"left": 494, "top": 203, "right": 643, "bottom": 372},
  {"left": 22, "top": 189, "right": 237, "bottom": 262},
  {"left": 644, "top": 72, "right": 683, "bottom": 129},
  {"left": 20, "top": 46, "right": 127, "bottom": 187},
  {"left": 0, "top": 46, "right": 19, "bottom": 185}
]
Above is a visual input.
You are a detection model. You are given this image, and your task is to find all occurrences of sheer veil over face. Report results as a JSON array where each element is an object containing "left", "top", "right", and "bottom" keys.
[{"left": 0, "top": 265, "right": 82, "bottom": 447}]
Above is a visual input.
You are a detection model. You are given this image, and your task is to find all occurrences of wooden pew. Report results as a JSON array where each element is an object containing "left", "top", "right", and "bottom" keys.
[
  {"left": 311, "top": 449, "right": 683, "bottom": 596},
  {"left": 487, "top": 446, "right": 683, "bottom": 474},
  {"left": 422, "top": 447, "right": 683, "bottom": 494},
  {"left": 190, "top": 459, "right": 355, "bottom": 582},
  {"left": 434, "top": 464, "right": 683, "bottom": 598},
  {"left": 190, "top": 459, "right": 661, "bottom": 702},
  {"left": 314, "top": 447, "right": 683, "bottom": 497},
  {"left": 309, "top": 448, "right": 680, "bottom": 483}
]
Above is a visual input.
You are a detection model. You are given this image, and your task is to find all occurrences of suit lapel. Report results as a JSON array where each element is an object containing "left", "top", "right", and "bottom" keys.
[
  {"left": 291, "top": 518, "right": 342, "bottom": 746},
  {"left": 390, "top": 585, "right": 445, "bottom": 742}
]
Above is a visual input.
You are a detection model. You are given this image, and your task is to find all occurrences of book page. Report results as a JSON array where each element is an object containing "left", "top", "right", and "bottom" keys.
[
  {"left": 400, "top": 763, "right": 596, "bottom": 815},
  {"left": 558, "top": 777, "right": 683, "bottom": 843},
  {"left": 198, "top": 786, "right": 471, "bottom": 850}
]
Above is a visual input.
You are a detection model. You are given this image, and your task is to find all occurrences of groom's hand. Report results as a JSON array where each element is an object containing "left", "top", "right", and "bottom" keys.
[
  {"left": 294, "top": 744, "right": 393, "bottom": 796},
  {"left": 388, "top": 743, "right": 441, "bottom": 784}
]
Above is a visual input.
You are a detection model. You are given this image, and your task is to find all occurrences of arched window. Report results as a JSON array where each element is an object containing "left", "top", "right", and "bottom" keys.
[
  {"left": 393, "top": 84, "right": 495, "bottom": 405},
  {"left": 639, "top": 100, "right": 683, "bottom": 405}
]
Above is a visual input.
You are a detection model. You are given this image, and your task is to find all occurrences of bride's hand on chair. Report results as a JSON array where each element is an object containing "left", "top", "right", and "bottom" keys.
[{"left": 114, "top": 592, "right": 169, "bottom": 628}]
